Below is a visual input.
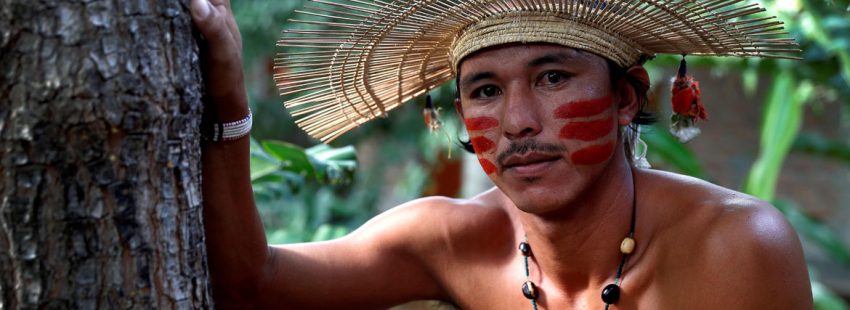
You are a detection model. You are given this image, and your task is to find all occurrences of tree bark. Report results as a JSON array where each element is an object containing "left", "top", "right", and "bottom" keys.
[{"left": 0, "top": 0, "right": 212, "bottom": 308}]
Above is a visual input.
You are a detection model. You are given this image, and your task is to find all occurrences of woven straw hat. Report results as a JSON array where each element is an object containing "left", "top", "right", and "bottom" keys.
[{"left": 275, "top": 0, "right": 798, "bottom": 142}]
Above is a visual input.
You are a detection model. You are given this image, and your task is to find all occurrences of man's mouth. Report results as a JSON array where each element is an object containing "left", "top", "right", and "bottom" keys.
[{"left": 501, "top": 152, "right": 561, "bottom": 175}]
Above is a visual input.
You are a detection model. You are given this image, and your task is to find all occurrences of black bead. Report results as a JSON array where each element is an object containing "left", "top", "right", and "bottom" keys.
[
  {"left": 601, "top": 284, "right": 621, "bottom": 304},
  {"left": 522, "top": 281, "right": 538, "bottom": 299},
  {"left": 518, "top": 242, "right": 531, "bottom": 256}
]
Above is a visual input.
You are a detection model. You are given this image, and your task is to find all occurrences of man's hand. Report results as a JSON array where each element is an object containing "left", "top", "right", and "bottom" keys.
[{"left": 190, "top": 0, "right": 248, "bottom": 121}]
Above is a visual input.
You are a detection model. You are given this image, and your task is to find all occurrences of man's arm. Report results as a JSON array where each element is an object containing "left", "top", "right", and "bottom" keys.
[
  {"left": 191, "top": 1, "right": 447, "bottom": 307},
  {"left": 191, "top": 0, "right": 268, "bottom": 306}
]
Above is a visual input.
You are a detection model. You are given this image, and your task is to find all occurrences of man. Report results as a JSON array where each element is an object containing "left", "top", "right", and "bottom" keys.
[{"left": 191, "top": 0, "right": 813, "bottom": 308}]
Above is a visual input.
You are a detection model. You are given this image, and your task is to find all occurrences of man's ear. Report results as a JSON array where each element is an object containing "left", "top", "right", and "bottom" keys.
[
  {"left": 454, "top": 98, "right": 465, "bottom": 120},
  {"left": 615, "top": 74, "right": 640, "bottom": 127}
]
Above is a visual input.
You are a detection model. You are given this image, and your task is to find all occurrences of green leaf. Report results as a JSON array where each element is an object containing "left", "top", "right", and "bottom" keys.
[
  {"left": 744, "top": 71, "right": 813, "bottom": 201},
  {"left": 253, "top": 171, "right": 305, "bottom": 193},
  {"left": 742, "top": 65, "right": 759, "bottom": 97},
  {"left": 311, "top": 224, "right": 334, "bottom": 242},
  {"left": 812, "top": 279, "right": 850, "bottom": 310},
  {"left": 775, "top": 200, "right": 850, "bottom": 264},
  {"left": 332, "top": 226, "right": 350, "bottom": 239},
  {"left": 262, "top": 140, "right": 317, "bottom": 177},
  {"left": 643, "top": 126, "right": 707, "bottom": 179},
  {"left": 250, "top": 139, "right": 282, "bottom": 181},
  {"left": 305, "top": 144, "right": 358, "bottom": 183},
  {"left": 307, "top": 145, "right": 357, "bottom": 161}
]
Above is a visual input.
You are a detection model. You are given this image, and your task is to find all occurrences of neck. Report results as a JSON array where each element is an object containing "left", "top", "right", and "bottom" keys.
[{"left": 515, "top": 152, "right": 636, "bottom": 295}]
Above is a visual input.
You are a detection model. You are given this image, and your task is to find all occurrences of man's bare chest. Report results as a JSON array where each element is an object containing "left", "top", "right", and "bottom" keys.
[{"left": 437, "top": 251, "right": 667, "bottom": 309}]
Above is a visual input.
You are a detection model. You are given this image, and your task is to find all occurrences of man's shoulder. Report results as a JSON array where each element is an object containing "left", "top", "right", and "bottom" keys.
[
  {"left": 388, "top": 187, "right": 509, "bottom": 221},
  {"left": 366, "top": 187, "right": 514, "bottom": 247},
  {"left": 639, "top": 168, "right": 776, "bottom": 228},
  {"left": 640, "top": 169, "right": 812, "bottom": 308},
  {"left": 640, "top": 168, "right": 796, "bottom": 257},
  {"left": 395, "top": 188, "right": 515, "bottom": 237},
  {"left": 357, "top": 189, "right": 516, "bottom": 272}
]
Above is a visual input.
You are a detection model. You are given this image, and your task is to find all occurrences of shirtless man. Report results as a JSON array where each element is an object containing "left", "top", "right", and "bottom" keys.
[{"left": 190, "top": 0, "right": 813, "bottom": 308}]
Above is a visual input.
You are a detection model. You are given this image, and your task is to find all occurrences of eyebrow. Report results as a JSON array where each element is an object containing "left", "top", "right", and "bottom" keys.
[
  {"left": 459, "top": 71, "right": 495, "bottom": 91},
  {"left": 527, "top": 52, "right": 574, "bottom": 68},
  {"left": 458, "top": 52, "right": 579, "bottom": 92}
]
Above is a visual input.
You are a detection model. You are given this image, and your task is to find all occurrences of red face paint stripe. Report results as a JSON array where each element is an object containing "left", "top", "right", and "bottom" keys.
[
  {"left": 470, "top": 137, "right": 495, "bottom": 153},
  {"left": 554, "top": 96, "right": 612, "bottom": 119},
  {"left": 465, "top": 117, "right": 499, "bottom": 131},
  {"left": 559, "top": 118, "right": 614, "bottom": 141},
  {"left": 570, "top": 141, "right": 615, "bottom": 165},
  {"left": 478, "top": 158, "right": 497, "bottom": 174}
]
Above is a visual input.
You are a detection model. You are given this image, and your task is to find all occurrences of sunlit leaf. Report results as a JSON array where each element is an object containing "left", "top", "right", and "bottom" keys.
[
  {"left": 262, "top": 140, "right": 317, "bottom": 177},
  {"left": 311, "top": 224, "right": 334, "bottom": 242},
  {"left": 305, "top": 144, "right": 358, "bottom": 183},
  {"left": 332, "top": 226, "right": 350, "bottom": 239},
  {"left": 812, "top": 279, "right": 850, "bottom": 310},
  {"left": 250, "top": 138, "right": 283, "bottom": 181},
  {"left": 744, "top": 71, "right": 813, "bottom": 201},
  {"left": 308, "top": 145, "right": 357, "bottom": 161},
  {"left": 742, "top": 66, "right": 759, "bottom": 96}
]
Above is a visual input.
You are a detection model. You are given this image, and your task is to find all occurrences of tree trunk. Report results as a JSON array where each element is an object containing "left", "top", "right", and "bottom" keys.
[{"left": 0, "top": 0, "right": 212, "bottom": 308}]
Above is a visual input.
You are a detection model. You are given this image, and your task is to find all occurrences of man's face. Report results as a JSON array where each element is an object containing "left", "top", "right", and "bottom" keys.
[{"left": 457, "top": 44, "right": 630, "bottom": 213}]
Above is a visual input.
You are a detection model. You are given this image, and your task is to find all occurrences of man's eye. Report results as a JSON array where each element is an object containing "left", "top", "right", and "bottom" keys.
[
  {"left": 544, "top": 72, "right": 563, "bottom": 84},
  {"left": 473, "top": 85, "right": 502, "bottom": 98}
]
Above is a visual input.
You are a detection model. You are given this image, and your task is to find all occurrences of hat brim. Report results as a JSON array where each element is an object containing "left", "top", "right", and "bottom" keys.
[{"left": 276, "top": 0, "right": 798, "bottom": 142}]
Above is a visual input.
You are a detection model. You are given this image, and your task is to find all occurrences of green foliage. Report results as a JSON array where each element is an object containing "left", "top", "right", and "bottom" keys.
[
  {"left": 250, "top": 138, "right": 358, "bottom": 243},
  {"left": 643, "top": 126, "right": 707, "bottom": 179},
  {"left": 813, "top": 279, "right": 850, "bottom": 310},
  {"left": 743, "top": 70, "right": 813, "bottom": 201},
  {"left": 734, "top": 1, "right": 850, "bottom": 304},
  {"left": 794, "top": 132, "right": 850, "bottom": 165}
]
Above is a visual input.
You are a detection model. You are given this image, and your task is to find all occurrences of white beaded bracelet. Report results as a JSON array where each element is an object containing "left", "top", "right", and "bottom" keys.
[{"left": 202, "top": 109, "right": 252, "bottom": 142}]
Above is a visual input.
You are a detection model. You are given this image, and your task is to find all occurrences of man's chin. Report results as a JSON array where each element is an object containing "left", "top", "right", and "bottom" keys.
[{"left": 504, "top": 186, "right": 580, "bottom": 215}]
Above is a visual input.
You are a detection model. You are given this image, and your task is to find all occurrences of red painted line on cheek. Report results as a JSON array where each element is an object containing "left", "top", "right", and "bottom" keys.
[
  {"left": 465, "top": 117, "right": 499, "bottom": 131},
  {"left": 559, "top": 117, "right": 614, "bottom": 141},
  {"left": 570, "top": 141, "right": 615, "bottom": 165},
  {"left": 478, "top": 158, "right": 497, "bottom": 174},
  {"left": 554, "top": 96, "right": 612, "bottom": 119},
  {"left": 470, "top": 136, "right": 495, "bottom": 153}
]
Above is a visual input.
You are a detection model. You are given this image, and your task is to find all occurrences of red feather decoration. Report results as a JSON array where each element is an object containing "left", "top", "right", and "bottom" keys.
[{"left": 669, "top": 57, "right": 707, "bottom": 142}]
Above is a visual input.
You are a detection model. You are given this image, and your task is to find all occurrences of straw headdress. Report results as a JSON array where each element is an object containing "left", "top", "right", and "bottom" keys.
[{"left": 275, "top": 0, "right": 798, "bottom": 142}]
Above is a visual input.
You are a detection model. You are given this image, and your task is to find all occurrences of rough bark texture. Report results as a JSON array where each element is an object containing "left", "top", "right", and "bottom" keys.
[{"left": 0, "top": 0, "right": 212, "bottom": 308}]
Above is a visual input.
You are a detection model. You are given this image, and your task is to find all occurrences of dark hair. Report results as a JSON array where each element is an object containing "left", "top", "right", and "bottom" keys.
[{"left": 457, "top": 60, "right": 656, "bottom": 161}]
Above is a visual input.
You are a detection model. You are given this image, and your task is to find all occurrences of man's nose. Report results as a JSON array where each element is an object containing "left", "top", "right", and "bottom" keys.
[{"left": 502, "top": 85, "right": 543, "bottom": 139}]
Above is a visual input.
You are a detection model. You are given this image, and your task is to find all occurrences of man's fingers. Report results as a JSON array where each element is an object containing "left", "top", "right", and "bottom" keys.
[
  {"left": 209, "top": 0, "right": 231, "bottom": 11},
  {"left": 191, "top": 0, "right": 236, "bottom": 58},
  {"left": 192, "top": 0, "right": 225, "bottom": 42},
  {"left": 190, "top": 0, "right": 213, "bottom": 23},
  {"left": 225, "top": 13, "right": 242, "bottom": 48}
]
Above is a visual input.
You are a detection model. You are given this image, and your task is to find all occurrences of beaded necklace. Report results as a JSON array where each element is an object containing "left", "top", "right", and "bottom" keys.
[{"left": 518, "top": 182, "right": 638, "bottom": 310}]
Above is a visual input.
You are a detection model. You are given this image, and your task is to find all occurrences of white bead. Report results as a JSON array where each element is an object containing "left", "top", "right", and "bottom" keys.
[{"left": 620, "top": 237, "right": 635, "bottom": 254}]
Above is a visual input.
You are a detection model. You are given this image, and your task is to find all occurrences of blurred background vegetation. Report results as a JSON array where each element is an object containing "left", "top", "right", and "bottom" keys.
[{"left": 232, "top": 0, "right": 850, "bottom": 308}]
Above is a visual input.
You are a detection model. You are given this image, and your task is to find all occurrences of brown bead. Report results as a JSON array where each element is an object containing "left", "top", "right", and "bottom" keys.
[
  {"left": 522, "top": 281, "right": 538, "bottom": 299},
  {"left": 620, "top": 237, "right": 635, "bottom": 254}
]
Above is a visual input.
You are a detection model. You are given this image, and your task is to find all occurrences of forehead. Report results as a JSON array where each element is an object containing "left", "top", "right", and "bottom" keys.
[{"left": 457, "top": 43, "right": 609, "bottom": 74}]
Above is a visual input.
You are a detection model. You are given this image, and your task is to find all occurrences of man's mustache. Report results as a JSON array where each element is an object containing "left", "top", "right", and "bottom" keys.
[{"left": 497, "top": 140, "right": 566, "bottom": 165}]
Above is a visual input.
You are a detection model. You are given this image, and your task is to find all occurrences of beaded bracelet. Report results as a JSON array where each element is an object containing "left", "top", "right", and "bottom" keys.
[{"left": 201, "top": 109, "right": 252, "bottom": 142}]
